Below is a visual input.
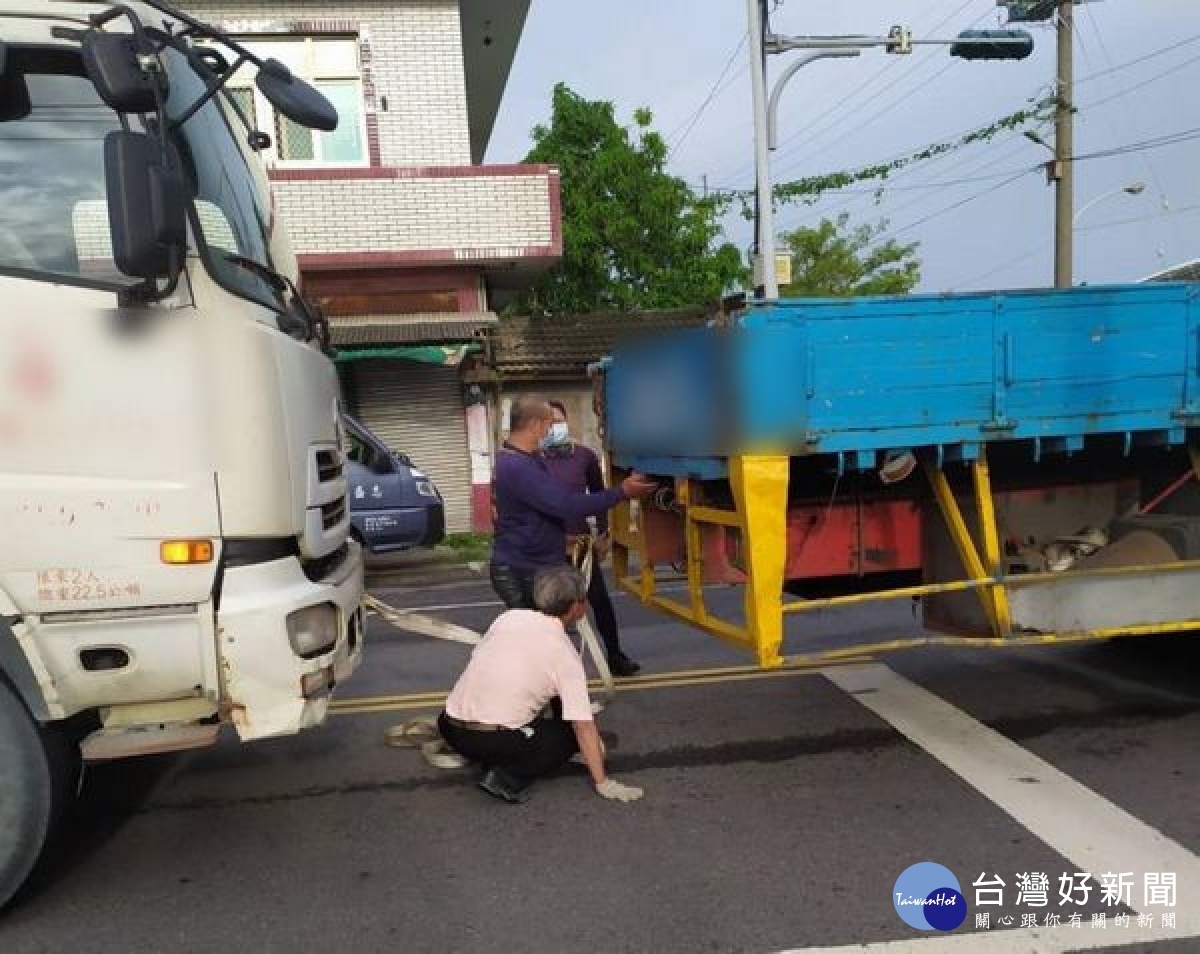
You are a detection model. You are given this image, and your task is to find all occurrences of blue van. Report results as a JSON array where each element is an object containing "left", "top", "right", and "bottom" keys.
[{"left": 343, "top": 414, "right": 445, "bottom": 553}]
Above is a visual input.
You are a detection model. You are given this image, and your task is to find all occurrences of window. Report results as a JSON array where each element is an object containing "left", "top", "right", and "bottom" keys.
[
  {"left": 0, "top": 50, "right": 128, "bottom": 286},
  {"left": 226, "top": 37, "right": 367, "bottom": 167}
]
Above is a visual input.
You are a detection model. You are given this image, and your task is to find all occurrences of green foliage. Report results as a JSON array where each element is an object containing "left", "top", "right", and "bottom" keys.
[
  {"left": 517, "top": 83, "right": 747, "bottom": 316},
  {"left": 725, "top": 94, "right": 1056, "bottom": 216},
  {"left": 780, "top": 215, "right": 921, "bottom": 297}
]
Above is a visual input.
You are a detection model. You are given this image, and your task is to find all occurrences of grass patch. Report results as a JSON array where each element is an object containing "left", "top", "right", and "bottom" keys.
[{"left": 437, "top": 532, "right": 491, "bottom": 563}]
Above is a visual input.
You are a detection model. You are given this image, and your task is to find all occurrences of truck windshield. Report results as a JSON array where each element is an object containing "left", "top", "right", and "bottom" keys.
[
  {"left": 160, "top": 46, "right": 289, "bottom": 316},
  {"left": 0, "top": 42, "right": 288, "bottom": 315},
  {"left": 0, "top": 48, "right": 129, "bottom": 287}
]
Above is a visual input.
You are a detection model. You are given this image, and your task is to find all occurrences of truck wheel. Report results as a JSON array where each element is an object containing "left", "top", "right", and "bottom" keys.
[{"left": 0, "top": 678, "right": 77, "bottom": 910}]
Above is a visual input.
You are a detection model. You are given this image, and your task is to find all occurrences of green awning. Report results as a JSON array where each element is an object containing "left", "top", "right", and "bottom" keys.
[{"left": 333, "top": 344, "right": 481, "bottom": 366}]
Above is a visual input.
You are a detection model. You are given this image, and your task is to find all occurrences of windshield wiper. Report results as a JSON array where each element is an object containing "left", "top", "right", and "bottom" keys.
[{"left": 219, "top": 251, "right": 313, "bottom": 340}]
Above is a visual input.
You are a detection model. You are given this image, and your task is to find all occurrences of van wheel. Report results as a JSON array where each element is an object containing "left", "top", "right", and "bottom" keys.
[{"left": 0, "top": 678, "right": 78, "bottom": 910}]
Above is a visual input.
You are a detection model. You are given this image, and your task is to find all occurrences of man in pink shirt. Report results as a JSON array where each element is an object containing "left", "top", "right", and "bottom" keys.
[{"left": 438, "top": 566, "right": 644, "bottom": 804}]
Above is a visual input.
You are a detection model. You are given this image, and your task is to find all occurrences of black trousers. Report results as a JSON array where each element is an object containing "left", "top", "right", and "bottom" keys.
[
  {"left": 489, "top": 563, "right": 535, "bottom": 609},
  {"left": 586, "top": 563, "right": 623, "bottom": 660},
  {"left": 490, "top": 561, "right": 626, "bottom": 659},
  {"left": 437, "top": 707, "right": 578, "bottom": 786}
]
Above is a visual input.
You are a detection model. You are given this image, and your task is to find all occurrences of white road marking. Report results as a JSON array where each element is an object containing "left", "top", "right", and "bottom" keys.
[
  {"left": 377, "top": 599, "right": 502, "bottom": 613},
  {"left": 369, "top": 581, "right": 707, "bottom": 614},
  {"left": 781, "top": 920, "right": 1189, "bottom": 952},
  {"left": 784, "top": 662, "right": 1200, "bottom": 953}
]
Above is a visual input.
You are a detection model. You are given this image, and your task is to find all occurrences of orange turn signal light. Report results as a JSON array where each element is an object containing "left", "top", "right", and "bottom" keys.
[{"left": 160, "top": 539, "right": 214, "bottom": 565}]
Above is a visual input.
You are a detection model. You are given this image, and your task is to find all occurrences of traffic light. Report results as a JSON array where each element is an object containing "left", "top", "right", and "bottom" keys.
[
  {"left": 951, "top": 29, "right": 1035, "bottom": 61},
  {"left": 998, "top": 0, "right": 1057, "bottom": 22}
]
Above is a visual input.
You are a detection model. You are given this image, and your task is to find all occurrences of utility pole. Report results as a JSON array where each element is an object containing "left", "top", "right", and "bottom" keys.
[
  {"left": 746, "top": 0, "right": 776, "bottom": 300},
  {"left": 1053, "top": 0, "right": 1075, "bottom": 287}
]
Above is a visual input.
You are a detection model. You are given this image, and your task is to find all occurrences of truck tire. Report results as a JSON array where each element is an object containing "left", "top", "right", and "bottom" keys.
[{"left": 0, "top": 677, "right": 77, "bottom": 910}]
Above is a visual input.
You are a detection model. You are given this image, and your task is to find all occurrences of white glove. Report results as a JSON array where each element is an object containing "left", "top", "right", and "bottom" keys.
[{"left": 595, "top": 777, "right": 644, "bottom": 802}]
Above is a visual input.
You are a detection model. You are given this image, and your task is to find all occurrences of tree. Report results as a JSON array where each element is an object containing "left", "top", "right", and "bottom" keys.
[
  {"left": 779, "top": 215, "right": 920, "bottom": 297},
  {"left": 517, "top": 83, "right": 746, "bottom": 316}
]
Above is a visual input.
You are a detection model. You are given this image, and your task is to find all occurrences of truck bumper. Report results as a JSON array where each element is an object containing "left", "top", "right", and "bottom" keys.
[{"left": 217, "top": 541, "right": 365, "bottom": 741}]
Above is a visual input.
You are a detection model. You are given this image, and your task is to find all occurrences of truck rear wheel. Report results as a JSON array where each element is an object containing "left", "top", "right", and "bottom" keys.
[{"left": 0, "top": 677, "right": 77, "bottom": 910}]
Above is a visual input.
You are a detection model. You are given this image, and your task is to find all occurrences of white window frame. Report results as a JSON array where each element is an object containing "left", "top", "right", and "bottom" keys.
[{"left": 227, "top": 36, "right": 370, "bottom": 170}]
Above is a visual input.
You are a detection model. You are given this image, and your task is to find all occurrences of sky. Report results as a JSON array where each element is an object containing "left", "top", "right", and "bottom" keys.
[{"left": 485, "top": 0, "right": 1200, "bottom": 293}]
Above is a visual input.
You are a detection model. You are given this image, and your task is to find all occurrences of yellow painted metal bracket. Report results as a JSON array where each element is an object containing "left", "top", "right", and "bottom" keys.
[
  {"left": 923, "top": 458, "right": 1007, "bottom": 637},
  {"left": 971, "top": 452, "right": 1013, "bottom": 637},
  {"left": 730, "top": 454, "right": 790, "bottom": 668}
]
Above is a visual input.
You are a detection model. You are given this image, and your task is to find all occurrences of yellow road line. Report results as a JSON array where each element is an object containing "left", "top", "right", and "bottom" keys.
[{"left": 329, "top": 655, "right": 876, "bottom": 717}]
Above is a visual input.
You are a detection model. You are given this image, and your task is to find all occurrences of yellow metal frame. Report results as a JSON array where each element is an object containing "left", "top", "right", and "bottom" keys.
[{"left": 609, "top": 444, "right": 1200, "bottom": 669}]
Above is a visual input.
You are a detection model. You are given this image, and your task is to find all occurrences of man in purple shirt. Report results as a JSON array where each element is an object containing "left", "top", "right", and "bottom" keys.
[
  {"left": 490, "top": 396, "right": 655, "bottom": 612},
  {"left": 543, "top": 400, "right": 640, "bottom": 677}
]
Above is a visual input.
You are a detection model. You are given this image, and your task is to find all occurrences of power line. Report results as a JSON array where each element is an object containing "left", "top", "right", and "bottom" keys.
[
  {"left": 866, "top": 123, "right": 1199, "bottom": 247},
  {"left": 955, "top": 239, "right": 1050, "bottom": 290},
  {"left": 1076, "top": 202, "right": 1200, "bottom": 232},
  {"left": 668, "top": 34, "right": 748, "bottom": 157},
  {"left": 1080, "top": 51, "right": 1200, "bottom": 111},
  {"left": 1074, "top": 33, "right": 1200, "bottom": 87},
  {"left": 700, "top": 165, "right": 1033, "bottom": 199},
  {"left": 1076, "top": 7, "right": 1184, "bottom": 255},
  {"left": 771, "top": 60, "right": 958, "bottom": 183},
  {"left": 1072, "top": 126, "right": 1200, "bottom": 163},
  {"left": 882, "top": 167, "right": 1038, "bottom": 239},
  {"left": 833, "top": 133, "right": 1039, "bottom": 224}
]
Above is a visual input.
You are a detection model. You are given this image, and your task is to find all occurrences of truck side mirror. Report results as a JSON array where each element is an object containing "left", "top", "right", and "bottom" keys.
[
  {"left": 0, "top": 54, "right": 32, "bottom": 122},
  {"left": 81, "top": 31, "right": 165, "bottom": 114},
  {"left": 255, "top": 59, "right": 337, "bottom": 131},
  {"left": 104, "top": 130, "right": 187, "bottom": 281}
]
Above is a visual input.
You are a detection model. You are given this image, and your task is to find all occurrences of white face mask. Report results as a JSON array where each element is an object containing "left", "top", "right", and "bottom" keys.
[{"left": 541, "top": 421, "right": 569, "bottom": 448}]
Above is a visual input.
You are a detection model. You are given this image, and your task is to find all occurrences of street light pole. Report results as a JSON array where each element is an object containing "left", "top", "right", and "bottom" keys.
[
  {"left": 747, "top": 0, "right": 777, "bottom": 300},
  {"left": 1072, "top": 182, "right": 1146, "bottom": 226},
  {"left": 767, "top": 51, "right": 861, "bottom": 150}
]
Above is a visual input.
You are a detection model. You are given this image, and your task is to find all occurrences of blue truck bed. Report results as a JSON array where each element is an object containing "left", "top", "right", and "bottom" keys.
[{"left": 602, "top": 282, "right": 1200, "bottom": 479}]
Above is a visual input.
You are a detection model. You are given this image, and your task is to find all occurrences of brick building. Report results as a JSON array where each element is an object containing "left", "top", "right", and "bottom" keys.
[{"left": 183, "top": 0, "right": 561, "bottom": 532}]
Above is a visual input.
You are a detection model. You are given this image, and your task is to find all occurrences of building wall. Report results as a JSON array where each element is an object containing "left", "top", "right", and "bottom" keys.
[
  {"left": 182, "top": 0, "right": 471, "bottom": 166},
  {"left": 269, "top": 167, "right": 559, "bottom": 267}
]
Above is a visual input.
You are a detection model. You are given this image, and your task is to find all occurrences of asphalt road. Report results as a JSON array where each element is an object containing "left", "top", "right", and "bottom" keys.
[{"left": 4, "top": 573, "right": 1200, "bottom": 954}]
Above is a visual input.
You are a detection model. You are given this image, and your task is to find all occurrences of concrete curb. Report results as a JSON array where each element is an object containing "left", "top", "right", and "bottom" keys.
[{"left": 365, "top": 559, "right": 486, "bottom": 591}]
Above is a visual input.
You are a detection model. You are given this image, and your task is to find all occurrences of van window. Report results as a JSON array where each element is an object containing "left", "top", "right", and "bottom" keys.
[{"left": 345, "top": 429, "right": 383, "bottom": 470}]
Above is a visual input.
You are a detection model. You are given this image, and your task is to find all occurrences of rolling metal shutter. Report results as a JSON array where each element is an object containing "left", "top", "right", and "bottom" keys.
[{"left": 349, "top": 358, "right": 472, "bottom": 533}]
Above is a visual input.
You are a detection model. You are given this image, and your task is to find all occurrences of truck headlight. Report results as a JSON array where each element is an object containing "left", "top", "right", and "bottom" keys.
[
  {"left": 416, "top": 480, "right": 438, "bottom": 498},
  {"left": 287, "top": 603, "right": 339, "bottom": 659}
]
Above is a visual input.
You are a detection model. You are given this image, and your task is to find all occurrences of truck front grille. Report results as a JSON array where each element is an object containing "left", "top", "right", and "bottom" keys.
[
  {"left": 321, "top": 495, "right": 347, "bottom": 531},
  {"left": 316, "top": 449, "right": 342, "bottom": 483}
]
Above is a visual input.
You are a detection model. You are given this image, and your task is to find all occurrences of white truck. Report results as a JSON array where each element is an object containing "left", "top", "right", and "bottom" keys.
[{"left": 0, "top": 0, "right": 364, "bottom": 906}]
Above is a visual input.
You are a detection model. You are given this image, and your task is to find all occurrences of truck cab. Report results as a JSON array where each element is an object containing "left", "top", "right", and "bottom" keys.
[{"left": 0, "top": 0, "right": 363, "bottom": 907}]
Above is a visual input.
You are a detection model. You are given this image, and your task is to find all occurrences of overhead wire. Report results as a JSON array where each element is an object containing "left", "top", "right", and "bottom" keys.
[
  {"left": 1073, "top": 9, "right": 1184, "bottom": 257},
  {"left": 667, "top": 33, "right": 748, "bottom": 157},
  {"left": 881, "top": 166, "right": 1038, "bottom": 239},
  {"left": 1076, "top": 203, "right": 1200, "bottom": 233}
]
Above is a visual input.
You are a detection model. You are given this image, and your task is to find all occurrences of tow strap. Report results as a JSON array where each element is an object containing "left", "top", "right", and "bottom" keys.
[{"left": 371, "top": 540, "right": 616, "bottom": 769}]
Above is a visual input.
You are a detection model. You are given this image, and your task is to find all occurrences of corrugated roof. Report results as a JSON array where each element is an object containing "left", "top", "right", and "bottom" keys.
[
  {"left": 490, "top": 307, "right": 716, "bottom": 379},
  {"left": 329, "top": 312, "right": 497, "bottom": 346}
]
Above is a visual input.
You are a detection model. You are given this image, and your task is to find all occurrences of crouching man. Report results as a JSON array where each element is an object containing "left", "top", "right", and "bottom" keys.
[{"left": 437, "top": 566, "right": 643, "bottom": 805}]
